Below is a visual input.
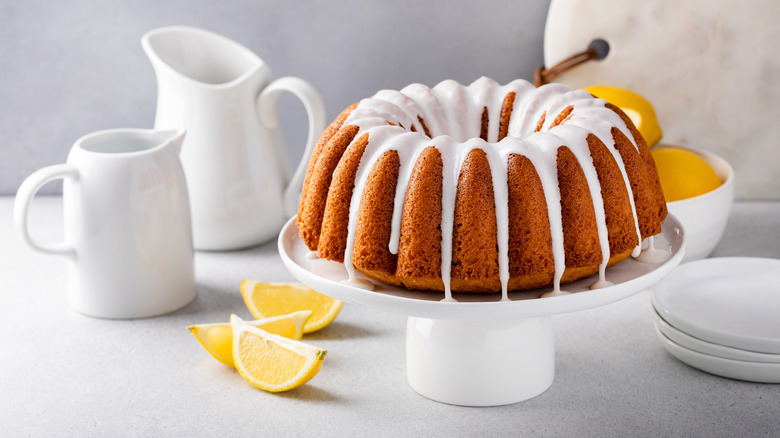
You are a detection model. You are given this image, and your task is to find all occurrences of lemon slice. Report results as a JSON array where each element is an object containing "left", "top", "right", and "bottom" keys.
[
  {"left": 650, "top": 147, "right": 722, "bottom": 202},
  {"left": 187, "top": 310, "right": 312, "bottom": 367},
  {"left": 231, "top": 315, "right": 326, "bottom": 392},
  {"left": 583, "top": 85, "right": 663, "bottom": 147},
  {"left": 240, "top": 280, "right": 343, "bottom": 334}
]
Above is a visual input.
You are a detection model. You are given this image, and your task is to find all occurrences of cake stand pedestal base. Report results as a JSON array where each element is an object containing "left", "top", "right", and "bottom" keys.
[
  {"left": 279, "top": 215, "right": 685, "bottom": 407},
  {"left": 406, "top": 316, "right": 555, "bottom": 406}
]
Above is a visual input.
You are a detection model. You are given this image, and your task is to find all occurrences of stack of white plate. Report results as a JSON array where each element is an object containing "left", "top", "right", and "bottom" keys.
[{"left": 652, "top": 257, "right": 780, "bottom": 383}]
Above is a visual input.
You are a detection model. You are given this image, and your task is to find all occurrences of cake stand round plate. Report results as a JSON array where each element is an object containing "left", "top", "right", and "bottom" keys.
[{"left": 279, "top": 214, "right": 685, "bottom": 406}]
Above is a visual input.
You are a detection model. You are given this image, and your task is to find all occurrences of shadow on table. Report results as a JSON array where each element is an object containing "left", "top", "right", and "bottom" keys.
[
  {"left": 274, "top": 383, "right": 344, "bottom": 403},
  {"left": 170, "top": 283, "right": 246, "bottom": 321},
  {"left": 304, "top": 320, "right": 378, "bottom": 341}
]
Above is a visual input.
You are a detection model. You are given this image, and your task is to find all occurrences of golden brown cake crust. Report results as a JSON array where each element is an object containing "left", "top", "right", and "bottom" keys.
[
  {"left": 316, "top": 132, "right": 368, "bottom": 261},
  {"left": 498, "top": 92, "right": 515, "bottom": 141},
  {"left": 586, "top": 134, "right": 640, "bottom": 256},
  {"left": 352, "top": 150, "right": 402, "bottom": 286},
  {"left": 297, "top": 105, "right": 359, "bottom": 250},
  {"left": 396, "top": 147, "right": 444, "bottom": 290},
  {"left": 450, "top": 149, "right": 500, "bottom": 293},
  {"left": 507, "top": 153, "right": 554, "bottom": 280}
]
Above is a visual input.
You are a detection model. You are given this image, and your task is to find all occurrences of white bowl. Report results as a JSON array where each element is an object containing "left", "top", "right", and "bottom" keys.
[{"left": 659, "top": 145, "right": 735, "bottom": 263}]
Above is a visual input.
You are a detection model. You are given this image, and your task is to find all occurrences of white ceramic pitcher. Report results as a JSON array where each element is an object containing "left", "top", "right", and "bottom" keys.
[
  {"left": 14, "top": 129, "right": 195, "bottom": 319},
  {"left": 142, "top": 26, "right": 326, "bottom": 250}
]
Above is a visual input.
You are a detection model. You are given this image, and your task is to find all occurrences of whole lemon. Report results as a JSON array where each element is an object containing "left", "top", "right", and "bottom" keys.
[
  {"left": 583, "top": 85, "right": 663, "bottom": 148},
  {"left": 650, "top": 147, "right": 722, "bottom": 202}
]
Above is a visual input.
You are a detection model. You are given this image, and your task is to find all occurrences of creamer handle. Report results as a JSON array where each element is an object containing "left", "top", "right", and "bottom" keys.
[
  {"left": 14, "top": 164, "right": 79, "bottom": 257},
  {"left": 257, "top": 76, "right": 326, "bottom": 218}
]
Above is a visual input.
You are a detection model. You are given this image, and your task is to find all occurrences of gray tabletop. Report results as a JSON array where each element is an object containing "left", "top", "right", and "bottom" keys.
[{"left": 1, "top": 197, "right": 779, "bottom": 437}]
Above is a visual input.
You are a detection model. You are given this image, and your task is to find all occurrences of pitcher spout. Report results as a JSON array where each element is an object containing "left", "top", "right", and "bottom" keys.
[
  {"left": 141, "top": 26, "right": 266, "bottom": 88},
  {"left": 155, "top": 129, "right": 186, "bottom": 155}
]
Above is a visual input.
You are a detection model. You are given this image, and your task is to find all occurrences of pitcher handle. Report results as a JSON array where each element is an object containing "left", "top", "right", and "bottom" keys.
[
  {"left": 14, "top": 164, "right": 79, "bottom": 257},
  {"left": 257, "top": 76, "right": 326, "bottom": 218}
]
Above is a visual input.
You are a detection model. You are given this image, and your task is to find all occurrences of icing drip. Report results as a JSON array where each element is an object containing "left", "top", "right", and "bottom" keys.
[
  {"left": 436, "top": 136, "right": 460, "bottom": 302},
  {"left": 590, "top": 263, "right": 615, "bottom": 289},
  {"left": 306, "top": 251, "right": 319, "bottom": 260},
  {"left": 485, "top": 142, "right": 511, "bottom": 302},
  {"left": 541, "top": 288, "right": 572, "bottom": 298},
  {"left": 469, "top": 77, "right": 501, "bottom": 142},
  {"left": 547, "top": 124, "right": 611, "bottom": 289},
  {"left": 340, "top": 77, "right": 647, "bottom": 297},
  {"left": 520, "top": 132, "right": 567, "bottom": 296},
  {"left": 554, "top": 102, "right": 644, "bottom": 257},
  {"left": 635, "top": 235, "right": 670, "bottom": 264}
]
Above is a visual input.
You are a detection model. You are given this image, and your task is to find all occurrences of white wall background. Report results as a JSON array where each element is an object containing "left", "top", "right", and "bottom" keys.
[{"left": 1, "top": 0, "right": 551, "bottom": 195}]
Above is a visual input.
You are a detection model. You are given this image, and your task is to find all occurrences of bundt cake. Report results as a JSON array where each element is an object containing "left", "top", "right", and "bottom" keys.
[{"left": 297, "top": 77, "right": 667, "bottom": 299}]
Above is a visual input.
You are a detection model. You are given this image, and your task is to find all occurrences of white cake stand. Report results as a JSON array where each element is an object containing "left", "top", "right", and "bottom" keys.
[{"left": 278, "top": 215, "right": 685, "bottom": 406}]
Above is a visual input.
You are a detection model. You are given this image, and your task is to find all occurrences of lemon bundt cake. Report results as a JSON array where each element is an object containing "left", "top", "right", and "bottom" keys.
[{"left": 297, "top": 77, "right": 667, "bottom": 299}]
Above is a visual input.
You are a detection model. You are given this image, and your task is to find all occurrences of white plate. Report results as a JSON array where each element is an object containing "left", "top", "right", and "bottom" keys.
[
  {"left": 278, "top": 214, "right": 685, "bottom": 321},
  {"left": 653, "top": 310, "right": 780, "bottom": 364},
  {"left": 655, "top": 328, "right": 780, "bottom": 383},
  {"left": 653, "top": 258, "right": 780, "bottom": 354}
]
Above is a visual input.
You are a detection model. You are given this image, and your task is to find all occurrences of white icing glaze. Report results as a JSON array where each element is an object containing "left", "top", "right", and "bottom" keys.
[
  {"left": 635, "top": 235, "right": 671, "bottom": 264},
  {"left": 540, "top": 289, "right": 572, "bottom": 298},
  {"left": 590, "top": 264, "right": 615, "bottom": 289},
  {"left": 339, "top": 77, "right": 647, "bottom": 298}
]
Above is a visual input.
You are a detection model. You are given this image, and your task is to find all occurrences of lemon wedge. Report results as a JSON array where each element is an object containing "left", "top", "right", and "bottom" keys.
[
  {"left": 231, "top": 315, "right": 326, "bottom": 392},
  {"left": 583, "top": 85, "right": 663, "bottom": 147},
  {"left": 650, "top": 147, "right": 722, "bottom": 202},
  {"left": 240, "top": 280, "right": 343, "bottom": 334},
  {"left": 187, "top": 310, "right": 312, "bottom": 367}
]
